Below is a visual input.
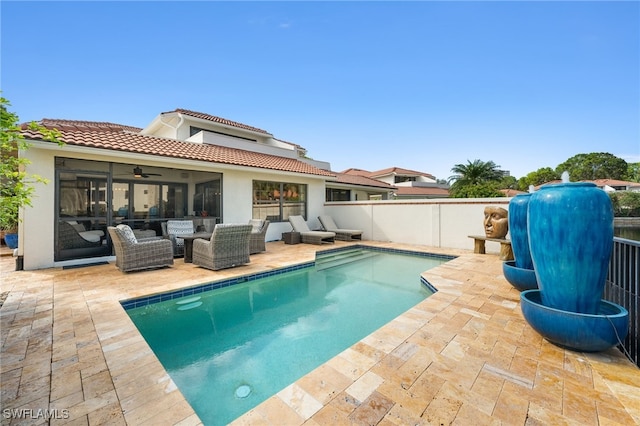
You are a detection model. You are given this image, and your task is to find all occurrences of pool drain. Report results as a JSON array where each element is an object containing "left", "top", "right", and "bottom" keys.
[{"left": 235, "top": 384, "right": 251, "bottom": 399}]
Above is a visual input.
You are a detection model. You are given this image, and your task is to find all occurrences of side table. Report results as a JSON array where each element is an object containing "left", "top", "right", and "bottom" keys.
[
  {"left": 179, "top": 232, "right": 213, "bottom": 263},
  {"left": 282, "top": 231, "right": 301, "bottom": 245}
]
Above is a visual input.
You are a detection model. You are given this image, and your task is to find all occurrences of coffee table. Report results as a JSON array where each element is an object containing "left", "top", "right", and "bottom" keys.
[{"left": 178, "top": 232, "right": 212, "bottom": 263}]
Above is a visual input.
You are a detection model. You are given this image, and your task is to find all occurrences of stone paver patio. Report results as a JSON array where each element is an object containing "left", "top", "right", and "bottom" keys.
[{"left": 1, "top": 241, "right": 638, "bottom": 425}]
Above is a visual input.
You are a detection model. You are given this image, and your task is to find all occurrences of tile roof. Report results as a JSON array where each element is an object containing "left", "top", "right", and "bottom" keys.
[
  {"left": 500, "top": 188, "right": 528, "bottom": 197},
  {"left": 332, "top": 173, "right": 396, "bottom": 189},
  {"left": 534, "top": 178, "right": 640, "bottom": 190},
  {"left": 394, "top": 186, "right": 450, "bottom": 196},
  {"left": 340, "top": 168, "right": 373, "bottom": 177},
  {"left": 341, "top": 166, "right": 436, "bottom": 180},
  {"left": 369, "top": 166, "right": 436, "bottom": 180},
  {"left": 168, "top": 109, "right": 272, "bottom": 136},
  {"left": 39, "top": 119, "right": 143, "bottom": 133},
  {"left": 21, "top": 119, "right": 335, "bottom": 177}
]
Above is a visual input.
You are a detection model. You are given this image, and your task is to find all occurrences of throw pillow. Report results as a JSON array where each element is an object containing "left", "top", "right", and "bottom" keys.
[
  {"left": 116, "top": 224, "right": 138, "bottom": 245},
  {"left": 249, "top": 219, "right": 263, "bottom": 233}
]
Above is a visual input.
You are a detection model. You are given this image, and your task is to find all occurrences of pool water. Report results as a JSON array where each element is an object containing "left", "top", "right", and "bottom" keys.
[{"left": 126, "top": 248, "right": 448, "bottom": 425}]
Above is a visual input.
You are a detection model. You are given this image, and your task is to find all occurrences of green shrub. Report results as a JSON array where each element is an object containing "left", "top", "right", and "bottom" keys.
[{"left": 609, "top": 191, "right": 640, "bottom": 217}]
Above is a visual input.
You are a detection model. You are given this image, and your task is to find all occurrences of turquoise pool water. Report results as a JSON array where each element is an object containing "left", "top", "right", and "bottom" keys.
[{"left": 125, "top": 248, "right": 449, "bottom": 425}]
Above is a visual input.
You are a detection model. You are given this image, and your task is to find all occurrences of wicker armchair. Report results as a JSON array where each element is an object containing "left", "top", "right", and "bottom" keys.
[
  {"left": 288, "top": 215, "right": 335, "bottom": 245},
  {"left": 192, "top": 224, "right": 252, "bottom": 271},
  {"left": 107, "top": 225, "right": 174, "bottom": 272},
  {"left": 162, "top": 220, "right": 196, "bottom": 256},
  {"left": 249, "top": 219, "right": 270, "bottom": 254}
]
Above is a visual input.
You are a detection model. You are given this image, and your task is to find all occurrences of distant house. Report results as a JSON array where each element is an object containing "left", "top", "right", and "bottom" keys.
[
  {"left": 325, "top": 172, "right": 396, "bottom": 201},
  {"left": 500, "top": 188, "right": 528, "bottom": 197},
  {"left": 535, "top": 179, "right": 640, "bottom": 193},
  {"left": 342, "top": 167, "right": 450, "bottom": 199},
  {"left": 17, "top": 109, "right": 347, "bottom": 269},
  {"left": 591, "top": 179, "right": 640, "bottom": 192}
]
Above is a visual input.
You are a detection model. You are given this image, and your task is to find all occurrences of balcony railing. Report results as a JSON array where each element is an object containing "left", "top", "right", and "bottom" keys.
[{"left": 604, "top": 237, "right": 640, "bottom": 367}]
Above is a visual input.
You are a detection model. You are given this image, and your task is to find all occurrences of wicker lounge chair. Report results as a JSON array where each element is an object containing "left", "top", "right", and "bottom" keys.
[
  {"left": 57, "top": 221, "right": 107, "bottom": 261},
  {"left": 249, "top": 219, "right": 270, "bottom": 254},
  {"left": 192, "top": 224, "right": 253, "bottom": 270},
  {"left": 107, "top": 225, "right": 173, "bottom": 272},
  {"left": 318, "top": 215, "right": 363, "bottom": 241},
  {"left": 288, "top": 215, "right": 335, "bottom": 245}
]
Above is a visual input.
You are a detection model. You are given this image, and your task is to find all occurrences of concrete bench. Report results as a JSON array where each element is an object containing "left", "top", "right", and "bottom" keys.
[{"left": 468, "top": 235, "right": 514, "bottom": 261}]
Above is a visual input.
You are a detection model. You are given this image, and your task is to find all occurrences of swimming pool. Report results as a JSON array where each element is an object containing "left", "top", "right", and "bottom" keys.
[{"left": 124, "top": 247, "right": 452, "bottom": 425}]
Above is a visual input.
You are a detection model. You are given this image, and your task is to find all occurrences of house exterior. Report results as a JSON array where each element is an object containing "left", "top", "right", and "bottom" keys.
[
  {"left": 535, "top": 179, "right": 640, "bottom": 192},
  {"left": 17, "top": 109, "right": 339, "bottom": 270},
  {"left": 342, "top": 167, "right": 450, "bottom": 199},
  {"left": 325, "top": 172, "right": 396, "bottom": 201}
]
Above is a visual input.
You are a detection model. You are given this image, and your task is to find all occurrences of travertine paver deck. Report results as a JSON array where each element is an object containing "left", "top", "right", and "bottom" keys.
[{"left": 1, "top": 241, "right": 639, "bottom": 425}]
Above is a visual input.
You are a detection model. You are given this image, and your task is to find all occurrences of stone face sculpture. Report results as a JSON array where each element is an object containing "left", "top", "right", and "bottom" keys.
[{"left": 483, "top": 206, "right": 508, "bottom": 239}]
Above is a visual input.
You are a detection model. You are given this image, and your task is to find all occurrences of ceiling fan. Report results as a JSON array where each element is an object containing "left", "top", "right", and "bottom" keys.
[{"left": 133, "top": 166, "right": 162, "bottom": 178}]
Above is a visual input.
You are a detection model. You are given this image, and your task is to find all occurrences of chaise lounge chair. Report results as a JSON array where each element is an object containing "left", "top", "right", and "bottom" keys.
[
  {"left": 288, "top": 215, "right": 335, "bottom": 245},
  {"left": 318, "top": 215, "right": 363, "bottom": 241}
]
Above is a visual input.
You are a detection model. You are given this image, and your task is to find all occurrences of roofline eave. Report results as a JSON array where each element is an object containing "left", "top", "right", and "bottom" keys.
[{"left": 25, "top": 139, "right": 333, "bottom": 180}]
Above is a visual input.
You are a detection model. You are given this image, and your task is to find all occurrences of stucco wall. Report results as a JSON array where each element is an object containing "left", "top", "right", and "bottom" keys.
[
  {"left": 323, "top": 198, "right": 512, "bottom": 254},
  {"left": 19, "top": 143, "right": 329, "bottom": 269}
]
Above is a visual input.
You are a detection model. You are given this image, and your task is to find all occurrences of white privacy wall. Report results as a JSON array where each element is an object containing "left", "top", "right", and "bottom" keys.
[{"left": 323, "top": 199, "right": 512, "bottom": 254}]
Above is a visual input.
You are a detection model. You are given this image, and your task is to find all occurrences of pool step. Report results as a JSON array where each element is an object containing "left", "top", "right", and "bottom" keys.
[{"left": 315, "top": 249, "right": 379, "bottom": 271}]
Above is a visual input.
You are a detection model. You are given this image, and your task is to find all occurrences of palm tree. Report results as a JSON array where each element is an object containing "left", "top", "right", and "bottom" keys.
[{"left": 448, "top": 159, "right": 503, "bottom": 186}]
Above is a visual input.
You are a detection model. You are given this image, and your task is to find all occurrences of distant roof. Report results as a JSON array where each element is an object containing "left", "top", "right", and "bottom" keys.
[
  {"left": 165, "top": 109, "right": 272, "bottom": 136},
  {"left": 370, "top": 167, "right": 436, "bottom": 180},
  {"left": 332, "top": 173, "right": 396, "bottom": 189},
  {"left": 591, "top": 178, "right": 640, "bottom": 187},
  {"left": 394, "top": 186, "right": 450, "bottom": 197},
  {"left": 535, "top": 178, "right": 640, "bottom": 190},
  {"left": 21, "top": 119, "right": 334, "bottom": 177},
  {"left": 341, "top": 168, "right": 372, "bottom": 177},
  {"left": 341, "top": 166, "right": 436, "bottom": 180},
  {"left": 500, "top": 188, "right": 528, "bottom": 197}
]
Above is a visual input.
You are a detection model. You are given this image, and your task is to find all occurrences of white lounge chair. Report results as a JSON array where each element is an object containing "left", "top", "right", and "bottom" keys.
[
  {"left": 318, "top": 215, "right": 363, "bottom": 241},
  {"left": 288, "top": 215, "right": 335, "bottom": 245}
]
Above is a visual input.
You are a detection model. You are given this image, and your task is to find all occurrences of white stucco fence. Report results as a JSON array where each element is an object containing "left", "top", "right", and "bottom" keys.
[{"left": 322, "top": 198, "right": 512, "bottom": 254}]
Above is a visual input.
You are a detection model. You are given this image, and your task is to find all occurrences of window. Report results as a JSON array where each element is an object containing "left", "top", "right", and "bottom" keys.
[
  {"left": 326, "top": 188, "right": 350, "bottom": 201},
  {"left": 253, "top": 181, "right": 307, "bottom": 222},
  {"left": 194, "top": 179, "right": 222, "bottom": 221},
  {"left": 56, "top": 169, "right": 111, "bottom": 261},
  {"left": 190, "top": 126, "right": 256, "bottom": 142},
  {"left": 112, "top": 181, "right": 188, "bottom": 231},
  {"left": 394, "top": 176, "right": 417, "bottom": 183}
]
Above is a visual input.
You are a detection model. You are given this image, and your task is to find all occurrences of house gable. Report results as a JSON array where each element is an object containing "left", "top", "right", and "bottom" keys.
[{"left": 22, "top": 118, "right": 334, "bottom": 178}]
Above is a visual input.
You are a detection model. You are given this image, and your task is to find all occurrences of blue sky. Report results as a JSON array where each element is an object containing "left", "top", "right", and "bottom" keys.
[{"left": 2, "top": 1, "right": 638, "bottom": 181}]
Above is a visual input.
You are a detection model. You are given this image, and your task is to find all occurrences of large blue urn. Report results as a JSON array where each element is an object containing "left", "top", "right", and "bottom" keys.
[
  {"left": 508, "top": 193, "right": 533, "bottom": 270},
  {"left": 527, "top": 182, "right": 613, "bottom": 314}
]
